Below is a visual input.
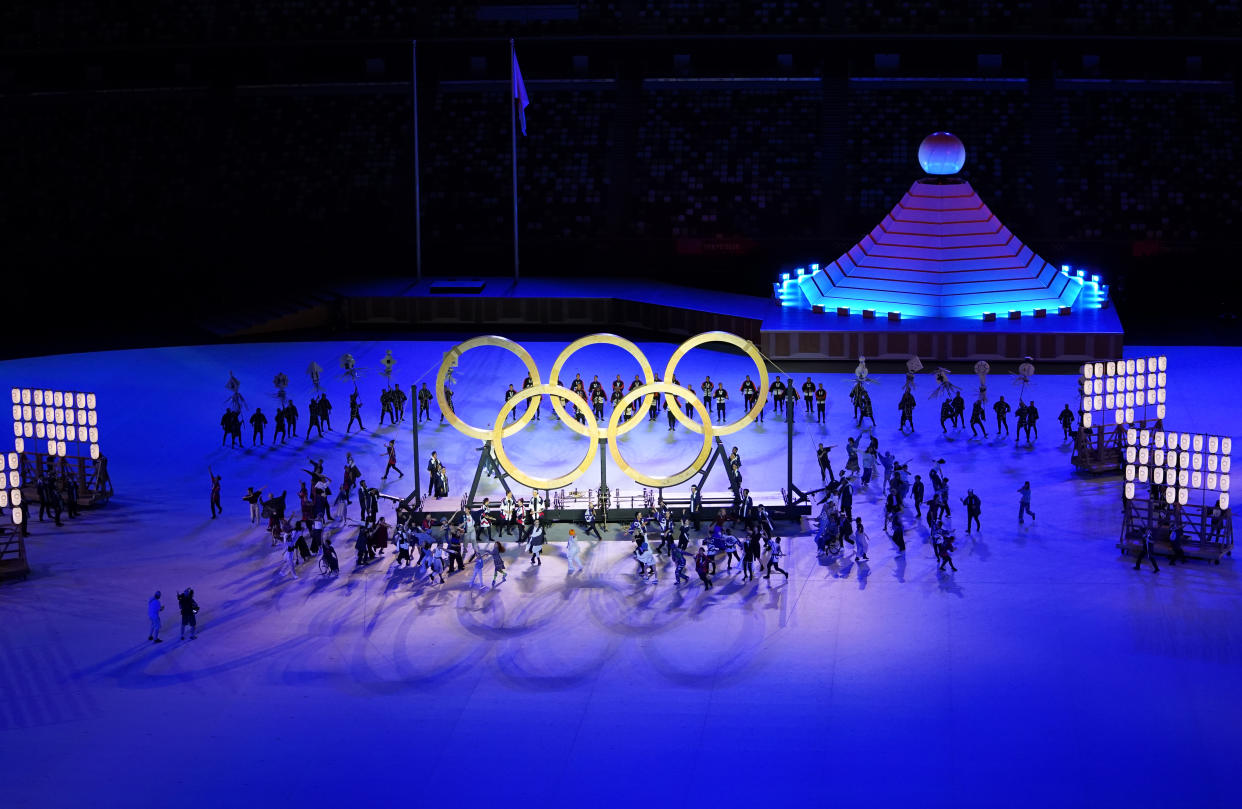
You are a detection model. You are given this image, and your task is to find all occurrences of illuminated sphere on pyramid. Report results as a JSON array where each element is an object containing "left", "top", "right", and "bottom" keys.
[{"left": 918, "top": 131, "right": 967, "bottom": 175}]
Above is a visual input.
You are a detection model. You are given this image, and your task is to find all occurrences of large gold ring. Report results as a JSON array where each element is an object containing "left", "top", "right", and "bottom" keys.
[
  {"left": 607, "top": 382, "right": 714, "bottom": 488},
  {"left": 492, "top": 385, "right": 600, "bottom": 490},
  {"left": 436, "top": 335, "right": 541, "bottom": 441},
  {"left": 548, "top": 333, "right": 655, "bottom": 438},
  {"left": 664, "top": 331, "right": 769, "bottom": 436}
]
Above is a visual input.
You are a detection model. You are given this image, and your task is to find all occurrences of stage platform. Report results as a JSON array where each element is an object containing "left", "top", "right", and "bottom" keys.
[
  {"left": 242, "top": 276, "right": 1122, "bottom": 364},
  {"left": 0, "top": 340, "right": 1236, "bottom": 809}
]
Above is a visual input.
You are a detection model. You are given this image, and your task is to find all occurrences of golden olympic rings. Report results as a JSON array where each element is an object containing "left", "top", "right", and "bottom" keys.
[
  {"left": 436, "top": 335, "right": 541, "bottom": 441},
  {"left": 436, "top": 331, "right": 768, "bottom": 489},
  {"left": 608, "top": 382, "right": 714, "bottom": 488},
  {"left": 492, "top": 385, "right": 599, "bottom": 490},
  {"left": 548, "top": 333, "right": 655, "bottom": 438},
  {"left": 665, "top": 331, "right": 769, "bottom": 436}
]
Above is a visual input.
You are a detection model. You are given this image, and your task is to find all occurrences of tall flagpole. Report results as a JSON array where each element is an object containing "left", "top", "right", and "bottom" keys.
[
  {"left": 510, "top": 38, "right": 520, "bottom": 283},
  {"left": 412, "top": 40, "right": 422, "bottom": 282}
]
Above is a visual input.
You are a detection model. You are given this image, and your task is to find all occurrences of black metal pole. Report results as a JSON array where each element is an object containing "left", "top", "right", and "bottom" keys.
[
  {"left": 412, "top": 40, "right": 422, "bottom": 281},
  {"left": 509, "top": 38, "right": 520, "bottom": 282},
  {"left": 787, "top": 392, "right": 795, "bottom": 498},
  {"left": 410, "top": 384, "right": 421, "bottom": 510}
]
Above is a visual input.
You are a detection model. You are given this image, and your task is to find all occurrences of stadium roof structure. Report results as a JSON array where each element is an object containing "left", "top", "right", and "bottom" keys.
[{"left": 780, "top": 133, "right": 1087, "bottom": 319}]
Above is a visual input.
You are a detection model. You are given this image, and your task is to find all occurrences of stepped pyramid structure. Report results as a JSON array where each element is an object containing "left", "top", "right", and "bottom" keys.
[{"left": 786, "top": 132, "right": 1084, "bottom": 318}]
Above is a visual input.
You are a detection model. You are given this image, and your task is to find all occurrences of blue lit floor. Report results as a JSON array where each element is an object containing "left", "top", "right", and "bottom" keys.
[{"left": 0, "top": 342, "right": 1237, "bottom": 808}]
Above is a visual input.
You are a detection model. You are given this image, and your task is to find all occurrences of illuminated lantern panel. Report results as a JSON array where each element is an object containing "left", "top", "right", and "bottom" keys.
[{"left": 1124, "top": 482, "right": 1135, "bottom": 500}]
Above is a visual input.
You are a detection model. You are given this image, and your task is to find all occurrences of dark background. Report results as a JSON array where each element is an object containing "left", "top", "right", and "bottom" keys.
[{"left": 2, "top": 2, "right": 1240, "bottom": 358}]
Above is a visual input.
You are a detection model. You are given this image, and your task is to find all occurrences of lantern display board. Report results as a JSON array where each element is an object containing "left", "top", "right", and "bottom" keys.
[
  {"left": 10, "top": 388, "right": 112, "bottom": 507},
  {"left": 1119, "top": 428, "right": 1233, "bottom": 563},
  {"left": 0, "top": 451, "right": 29, "bottom": 581},
  {"left": 1071, "top": 356, "right": 1167, "bottom": 473}
]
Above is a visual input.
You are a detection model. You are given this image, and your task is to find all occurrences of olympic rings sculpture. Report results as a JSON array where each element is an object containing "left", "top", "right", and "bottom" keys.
[{"left": 436, "top": 331, "right": 769, "bottom": 490}]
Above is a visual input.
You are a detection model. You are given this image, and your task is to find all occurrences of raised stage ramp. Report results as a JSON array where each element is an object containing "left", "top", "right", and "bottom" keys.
[{"left": 795, "top": 179, "right": 1082, "bottom": 319}]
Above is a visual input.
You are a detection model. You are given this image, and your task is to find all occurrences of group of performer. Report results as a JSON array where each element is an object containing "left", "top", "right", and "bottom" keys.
[
  {"left": 807, "top": 438, "right": 1001, "bottom": 573},
  {"left": 220, "top": 386, "right": 433, "bottom": 448},
  {"left": 494, "top": 373, "right": 840, "bottom": 429}
]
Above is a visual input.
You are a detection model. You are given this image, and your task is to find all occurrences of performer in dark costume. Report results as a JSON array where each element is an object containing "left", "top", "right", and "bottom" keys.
[
  {"left": 248, "top": 407, "right": 267, "bottom": 446},
  {"left": 802, "top": 378, "right": 816, "bottom": 414},
  {"left": 503, "top": 384, "right": 519, "bottom": 422},
  {"left": 378, "top": 389, "right": 393, "bottom": 426},
  {"left": 951, "top": 392, "right": 966, "bottom": 428},
  {"left": 346, "top": 391, "right": 363, "bottom": 433},
  {"left": 815, "top": 383, "right": 827, "bottom": 424},
  {"left": 857, "top": 390, "right": 875, "bottom": 428},
  {"left": 319, "top": 394, "right": 333, "bottom": 431},
  {"left": 770, "top": 378, "right": 787, "bottom": 416},
  {"left": 221, "top": 410, "right": 236, "bottom": 446},
  {"left": 1026, "top": 400, "right": 1040, "bottom": 442},
  {"left": 273, "top": 407, "right": 287, "bottom": 444},
  {"left": 939, "top": 399, "right": 955, "bottom": 433},
  {"left": 591, "top": 388, "right": 606, "bottom": 421},
  {"left": 426, "top": 451, "right": 443, "bottom": 498},
  {"left": 689, "top": 484, "right": 702, "bottom": 531},
  {"left": 1058, "top": 404, "right": 1075, "bottom": 441},
  {"left": 961, "top": 488, "right": 982, "bottom": 534},
  {"left": 307, "top": 397, "right": 323, "bottom": 438},
  {"left": 285, "top": 400, "right": 299, "bottom": 437},
  {"left": 1014, "top": 401, "right": 1029, "bottom": 444},
  {"left": 441, "top": 387, "right": 453, "bottom": 421},
  {"left": 382, "top": 439, "right": 404, "bottom": 480},
  {"left": 583, "top": 504, "right": 602, "bottom": 539},
  {"left": 714, "top": 383, "right": 729, "bottom": 423},
  {"left": 417, "top": 383, "right": 433, "bottom": 422},
  {"left": 209, "top": 468, "right": 222, "bottom": 518},
  {"left": 898, "top": 390, "right": 916, "bottom": 433},
  {"left": 993, "top": 395, "right": 1011, "bottom": 436},
  {"left": 700, "top": 376, "right": 714, "bottom": 409},
  {"left": 393, "top": 386, "right": 407, "bottom": 421},
  {"left": 522, "top": 375, "right": 541, "bottom": 420},
  {"left": 816, "top": 443, "right": 834, "bottom": 482},
  {"left": 740, "top": 376, "right": 757, "bottom": 414},
  {"left": 969, "top": 398, "right": 989, "bottom": 438}
]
